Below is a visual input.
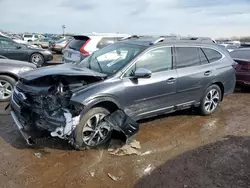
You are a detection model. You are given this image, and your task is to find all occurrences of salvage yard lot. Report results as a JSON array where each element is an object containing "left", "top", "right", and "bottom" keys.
[{"left": 1, "top": 91, "right": 250, "bottom": 188}]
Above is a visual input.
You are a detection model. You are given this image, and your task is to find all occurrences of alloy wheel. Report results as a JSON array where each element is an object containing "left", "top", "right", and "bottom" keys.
[
  {"left": 82, "top": 113, "right": 111, "bottom": 146},
  {"left": 31, "top": 54, "right": 43, "bottom": 66},
  {"left": 0, "top": 80, "right": 13, "bottom": 100},
  {"left": 204, "top": 89, "right": 220, "bottom": 112}
]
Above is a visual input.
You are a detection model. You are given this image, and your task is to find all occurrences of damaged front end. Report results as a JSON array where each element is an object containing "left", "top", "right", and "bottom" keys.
[
  {"left": 10, "top": 72, "right": 103, "bottom": 145},
  {"left": 10, "top": 65, "right": 140, "bottom": 148}
]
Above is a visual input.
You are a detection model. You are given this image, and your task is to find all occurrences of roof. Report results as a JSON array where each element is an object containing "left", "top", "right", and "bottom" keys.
[{"left": 121, "top": 37, "right": 220, "bottom": 49}]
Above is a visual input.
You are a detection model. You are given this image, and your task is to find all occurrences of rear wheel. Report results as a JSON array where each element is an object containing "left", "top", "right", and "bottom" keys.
[
  {"left": 199, "top": 85, "right": 222, "bottom": 116},
  {"left": 74, "top": 107, "right": 112, "bottom": 149},
  {"left": 0, "top": 75, "right": 15, "bottom": 102}
]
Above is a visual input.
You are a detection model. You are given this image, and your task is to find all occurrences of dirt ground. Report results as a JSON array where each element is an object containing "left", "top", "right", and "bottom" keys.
[{"left": 1, "top": 87, "right": 250, "bottom": 187}]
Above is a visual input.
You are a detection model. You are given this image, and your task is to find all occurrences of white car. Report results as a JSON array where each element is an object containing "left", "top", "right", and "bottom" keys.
[
  {"left": 62, "top": 33, "right": 130, "bottom": 64},
  {"left": 23, "top": 34, "right": 39, "bottom": 42}
]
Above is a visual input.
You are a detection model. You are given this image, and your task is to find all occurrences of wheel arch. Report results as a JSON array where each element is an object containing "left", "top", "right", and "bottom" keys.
[
  {"left": 72, "top": 96, "right": 122, "bottom": 117},
  {"left": 212, "top": 82, "right": 224, "bottom": 101},
  {"left": 0, "top": 72, "right": 18, "bottom": 81}
]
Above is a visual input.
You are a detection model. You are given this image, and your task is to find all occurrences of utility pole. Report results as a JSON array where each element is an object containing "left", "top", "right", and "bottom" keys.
[{"left": 62, "top": 24, "right": 66, "bottom": 36}]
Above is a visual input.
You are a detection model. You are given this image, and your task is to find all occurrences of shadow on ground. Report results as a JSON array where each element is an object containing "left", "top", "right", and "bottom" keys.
[{"left": 134, "top": 135, "right": 250, "bottom": 188}]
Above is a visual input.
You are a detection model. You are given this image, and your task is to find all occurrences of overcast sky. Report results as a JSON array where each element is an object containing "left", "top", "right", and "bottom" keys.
[{"left": 0, "top": 0, "right": 250, "bottom": 38}]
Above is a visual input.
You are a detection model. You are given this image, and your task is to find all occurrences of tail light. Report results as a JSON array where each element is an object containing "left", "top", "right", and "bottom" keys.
[
  {"left": 241, "top": 64, "right": 250, "bottom": 71},
  {"left": 52, "top": 42, "right": 56, "bottom": 47},
  {"left": 232, "top": 62, "right": 238, "bottom": 70},
  {"left": 80, "top": 39, "right": 91, "bottom": 56}
]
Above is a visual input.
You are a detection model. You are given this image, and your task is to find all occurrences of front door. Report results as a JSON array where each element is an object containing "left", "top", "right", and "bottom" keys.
[
  {"left": 122, "top": 46, "right": 178, "bottom": 119},
  {"left": 0, "top": 37, "right": 27, "bottom": 61}
]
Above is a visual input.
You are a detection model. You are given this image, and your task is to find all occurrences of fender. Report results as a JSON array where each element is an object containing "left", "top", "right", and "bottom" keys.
[{"left": 70, "top": 94, "right": 123, "bottom": 115}]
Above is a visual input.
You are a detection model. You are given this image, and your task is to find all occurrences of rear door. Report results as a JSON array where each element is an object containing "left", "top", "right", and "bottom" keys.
[
  {"left": 0, "top": 37, "right": 27, "bottom": 61},
  {"left": 174, "top": 46, "right": 220, "bottom": 105}
]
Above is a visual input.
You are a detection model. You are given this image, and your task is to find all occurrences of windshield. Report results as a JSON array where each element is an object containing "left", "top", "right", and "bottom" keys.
[
  {"left": 24, "top": 35, "right": 33, "bottom": 38},
  {"left": 78, "top": 43, "right": 146, "bottom": 75}
]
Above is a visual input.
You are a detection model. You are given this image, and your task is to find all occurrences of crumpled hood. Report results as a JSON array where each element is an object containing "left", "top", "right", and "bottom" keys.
[{"left": 20, "top": 63, "right": 107, "bottom": 81}]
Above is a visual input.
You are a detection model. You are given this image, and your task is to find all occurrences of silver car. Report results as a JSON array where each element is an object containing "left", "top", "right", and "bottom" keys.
[{"left": 0, "top": 58, "right": 36, "bottom": 101}]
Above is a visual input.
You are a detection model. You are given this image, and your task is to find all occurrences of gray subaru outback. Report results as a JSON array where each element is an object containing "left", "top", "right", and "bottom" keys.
[{"left": 10, "top": 38, "right": 236, "bottom": 148}]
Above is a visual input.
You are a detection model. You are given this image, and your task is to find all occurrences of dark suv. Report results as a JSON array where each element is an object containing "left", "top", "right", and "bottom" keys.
[{"left": 10, "top": 38, "right": 236, "bottom": 148}]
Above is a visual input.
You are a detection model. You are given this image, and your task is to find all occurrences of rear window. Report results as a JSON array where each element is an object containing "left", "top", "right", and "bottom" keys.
[
  {"left": 24, "top": 35, "right": 33, "bottom": 38},
  {"left": 230, "top": 50, "right": 250, "bottom": 60},
  {"left": 67, "top": 38, "right": 88, "bottom": 51},
  {"left": 97, "top": 37, "right": 115, "bottom": 49},
  {"left": 176, "top": 47, "right": 201, "bottom": 68},
  {"left": 202, "top": 48, "right": 222, "bottom": 63}
]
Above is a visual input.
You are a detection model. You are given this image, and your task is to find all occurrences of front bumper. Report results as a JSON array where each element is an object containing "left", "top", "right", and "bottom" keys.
[
  {"left": 10, "top": 110, "right": 34, "bottom": 145},
  {"left": 10, "top": 91, "right": 35, "bottom": 145},
  {"left": 43, "top": 53, "right": 53, "bottom": 62}
]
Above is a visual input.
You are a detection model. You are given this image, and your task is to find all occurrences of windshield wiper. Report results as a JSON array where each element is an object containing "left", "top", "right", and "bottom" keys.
[{"left": 95, "top": 57, "right": 104, "bottom": 73}]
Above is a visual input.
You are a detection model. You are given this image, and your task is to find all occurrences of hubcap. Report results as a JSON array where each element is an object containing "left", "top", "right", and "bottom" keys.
[
  {"left": 82, "top": 113, "right": 111, "bottom": 146},
  {"left": 31, "top": 54, "right": 42, "bottom": 65},
  {"left": 0, "top": 80, "right": 13, "bottom": 100},
  {"left": 204, "top": 89, "right": 220, "bottom": 112}
]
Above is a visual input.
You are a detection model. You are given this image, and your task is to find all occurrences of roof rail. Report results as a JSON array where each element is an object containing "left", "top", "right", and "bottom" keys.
[
  {"left": 120, "top": 35, "right": 140, "bottom": 41},
  {"left": 152, "top": 37, "right": 165, "bottom": 44}
]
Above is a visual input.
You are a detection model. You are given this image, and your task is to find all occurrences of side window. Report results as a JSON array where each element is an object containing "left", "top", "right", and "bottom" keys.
[
  {"left": 97, "top": 37, "right": 115, "bottom": 49},
  {"left": 176, "top": 47, "right": 200, "bottom": 68},
  {"left": 0, "top": 39, "right": 18, "bottom": 49},
  {"left": 199, "top": 48, "right": 209, "bottom": 64},
  {"left": 126, "top": 47, "right": 172, "bottom": 76},
  {"left": 202, "top": 48, "right": 222, "bottom": 63}
]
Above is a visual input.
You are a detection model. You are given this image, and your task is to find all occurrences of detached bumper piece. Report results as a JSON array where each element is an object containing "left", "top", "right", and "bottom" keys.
[
  {"left": 102, "top": 110, "right": 140, "bottom": 138},
  {"left": 10, "top": 111, "right": 35, "bottom": 146}
]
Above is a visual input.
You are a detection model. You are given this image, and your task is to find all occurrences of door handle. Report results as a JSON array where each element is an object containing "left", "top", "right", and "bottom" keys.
[
  {"left": 166, "top": 77, "right": 176, "bottom": 84},
  {"left": 204, "top": 71, "right": 212, "bottom": 76}
]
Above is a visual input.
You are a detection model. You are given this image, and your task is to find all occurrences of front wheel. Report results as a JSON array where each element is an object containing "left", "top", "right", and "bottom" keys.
[
  {"left": 0, "top": 75, "right": 15, "bottom": 102},
  {"left": 74, "top": 107, "right": 112, "bottom": 149},
  {"left": 199, "top": 85, "right": 222, "bottom": 116},
  {"left": 30, "top": 53, "right": 44, "bottom": 67}
]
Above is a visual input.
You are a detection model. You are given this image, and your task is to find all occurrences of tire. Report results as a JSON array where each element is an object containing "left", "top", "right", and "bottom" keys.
[
  {"left": 199, "top": 85, "right": 222, "bottom": 116},
  {"left": 74, "top": 107, "right": 112, "bottom": 149},
  {"left": 0, "top": 75, "right": 16, "bottom": 102},
  {"left": 30, "top": 53, "right": 44, "bottom": 67}
]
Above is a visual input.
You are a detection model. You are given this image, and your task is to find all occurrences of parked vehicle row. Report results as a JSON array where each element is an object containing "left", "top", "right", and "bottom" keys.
[{"left": 10, "top": 37, "right": 236, "bottom": 148}]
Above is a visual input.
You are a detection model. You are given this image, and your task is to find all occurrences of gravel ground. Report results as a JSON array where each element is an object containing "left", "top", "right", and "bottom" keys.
[{"left": 0, "top": 82, "right": 250, "bottom": 187}]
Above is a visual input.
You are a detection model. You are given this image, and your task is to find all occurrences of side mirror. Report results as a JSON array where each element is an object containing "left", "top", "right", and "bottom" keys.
[
  {"left": 16, "top": 45, "right": 22, "bottom": 49},
  {"left": 134, "top": 68, "right": 152, "bottom": 78}
]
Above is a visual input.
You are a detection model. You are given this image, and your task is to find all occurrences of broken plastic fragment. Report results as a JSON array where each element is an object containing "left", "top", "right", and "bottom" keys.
[
  {"left": 140, "top": 150, "right": 152, "bottom": 156},
  {"left": 107, "top": 173, "right": 120, "bottom": 181},
  {"left": 51, "top": 112, "right": 80, "bottom": 139},
  {"left": 34, "top": 152, "right": 41, "bottom": 158},
  {"left": 143, "top": 164, "right": 154, "bottom": 175},
  {"left": 103, "top": 109, "right": 139, "bottom": 138},
  {"left": 108, "top": 141, "right": 141, "bottom": 156}
]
